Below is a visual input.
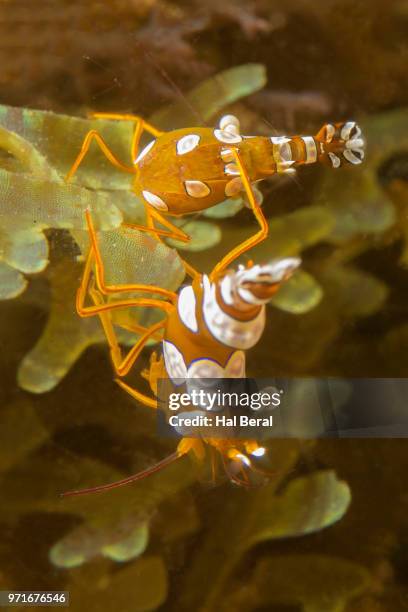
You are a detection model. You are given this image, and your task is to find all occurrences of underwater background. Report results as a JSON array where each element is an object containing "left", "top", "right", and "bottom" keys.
[{"left": 0, "top": 0, "right": 408, "bottom": 609}]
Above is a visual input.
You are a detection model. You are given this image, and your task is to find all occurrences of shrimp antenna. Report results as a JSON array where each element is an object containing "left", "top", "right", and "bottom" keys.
[
  {"left": 139, "top": 46, "right": 207, "bottom": 127},
  {"left": 60, "top": 451, "right": 181, "bottom": 498}
]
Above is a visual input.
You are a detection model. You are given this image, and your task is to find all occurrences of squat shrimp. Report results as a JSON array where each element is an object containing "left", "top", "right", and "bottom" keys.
[{"left": 66, "top": 112, "right": 364, "bottom": 252}]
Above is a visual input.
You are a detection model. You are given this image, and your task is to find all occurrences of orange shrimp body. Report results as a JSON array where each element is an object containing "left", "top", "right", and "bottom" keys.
[
  {"left": 161, "top": 268, "right": 277, "bottom": 381},
  {"left": 135, "top": 125, "right": 271, "bottom": 215},
  {"left": 145, "top": 259, "right": 302, "bottom": 485},
  {"left": 63, "top": 209, "right": 301, "bottom": 497},
  {"left": 135, "top": 117, "right": 365, "bottom": 216},
  {"left": 66, "top": 113, "right": 364, "bottom": 246}
]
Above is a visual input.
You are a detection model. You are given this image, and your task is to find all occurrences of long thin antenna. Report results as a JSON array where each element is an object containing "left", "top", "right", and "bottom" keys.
[
  {"left": 60, "top": 452, "right": 181, "bottom": 498},
  {"left": 140, "top": 47, "right": 207, "bottom": 127}
]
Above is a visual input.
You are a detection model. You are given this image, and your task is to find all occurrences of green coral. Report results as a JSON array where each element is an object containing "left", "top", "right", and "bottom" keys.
[
  {"left": 17, "top": 229, "right": 184, "bottom": 393},
  {"left": 66, "top": 556, "right": 168, "bottom": 612},
  {"left": 49, "top": 520, "right": 149, "bottom": 567},
  {"left": 1, "top": 1, "right": 408, "bottom": 608},
  {"left": 177, "top": 447, "right": 351, "bottom": 612},
  {"left": 228, "top": 554, "right": 370, "bottom": 612},
  {"left": 0, "top": 261, "right": 27, "bottom": 299}
]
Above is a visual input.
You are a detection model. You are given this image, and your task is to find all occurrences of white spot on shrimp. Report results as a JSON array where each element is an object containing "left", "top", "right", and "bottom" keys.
[
  {"left": 142, "top": 190, "right": 168, "bottom": 210},
  {"left": 219, "top": 115, "right": 240, "bottom": 136},
  {"left": 219, "top": 114, "right": 240, "bottom": 132},
  {"left": 236, "top": 453, "right": 251, "bottom": 467},
  {"left": 221, "top": 148, "right": 234, "bottom": 163},
  {"left": 225, "top": 177, "right": 243, "bottom": 197},
  {"left": 135, "top": 140, "right": 155, "bottom": 164},
  {"left": 187, "top": 359, "right": 224, "bottom": 379},
  {"left": 328, "top": 152, "right": 341, "bottom": 168},
  {"left": 176, "top": 134, "right": 200, "bottom": 155},
  {"left": 202, "top": 275, "right": 265, "bottom": 350},
  {"left": 225, "top": 351, "right": 246, "bottom": 377},
  {"left": 178, "top": 285, "right": 198, "bottom": 333},
  {"left": 340, "top": 121, "right": 356, "bottom": 141},
  {"left": 243, "top": 184, "right": 263, "bottom": 208},
  {"left": 214, "top": 129, "right": 242, "bottom": 144},
  {"left": 346, "top": 138, "right": 365, "bottom": 150},
  {"left": 163, "top": 341, "right": 187, "bottom": 383},
  {"left": 301, "top": 136, "right": 317, "bottom": 164},
  {"left": 225, "top": 163, "right": 240, "bottom": 176},
  {"left": 325, "top": 124, "right": 335, "bottom": 143},
  {"left": 251, "top": 447, "right": 266, "bottom": 457},
  {"left": 184, "top": 180, "right": 210, "bottom": 198},
  {"left": 343, "top": 149, "right": 363, "bottom": 165}
]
